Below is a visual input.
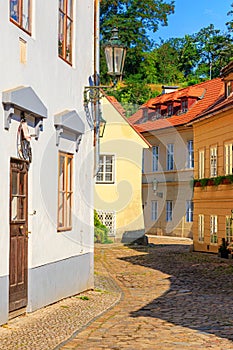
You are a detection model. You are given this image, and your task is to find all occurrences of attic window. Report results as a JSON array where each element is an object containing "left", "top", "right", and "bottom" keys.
[
  {"left": 226, "top": 81, "right": 232, "bottom": 97},
  {"left": 181, "top": 99, "right": 188, "bottom": 112},
  {"left": 152, "top": 107, "right": 161, "bottom": 120},
  {"left": 167, "top": 104, "right": 173, "bottom": 117}
]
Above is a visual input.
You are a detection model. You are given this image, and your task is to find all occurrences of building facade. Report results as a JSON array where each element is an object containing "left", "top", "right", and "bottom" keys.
[
  {"left": 130, "top": 79, "right": 224, "bottom": 238},
  {"left": 192, "top": 62, "right": 233, "bottom": 253},
  {"left": 95, "top": 95, "right": 149, "bottom": 242},
  {"left": 0, "top": 0, "right": 95, "bottom": 324}
]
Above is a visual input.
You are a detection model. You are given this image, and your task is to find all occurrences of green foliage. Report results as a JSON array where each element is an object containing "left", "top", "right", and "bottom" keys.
[
  {"left": 100, "top": 3, "right": 233, "bottom": 103},
  {"left": 108, "top": 79, "right": 158, "bottom": 117},
  {"left": 78, "top": 296, "right": 90, "bottom": 300},
  {"left": 100, "top": 0, "right": 175, "bottom": 80},
  {"left": 94, "top": 210, "right": 113, "bottom": 244},
  {"left": 199, "top": 178, "right": 209, "bottom": 187}
]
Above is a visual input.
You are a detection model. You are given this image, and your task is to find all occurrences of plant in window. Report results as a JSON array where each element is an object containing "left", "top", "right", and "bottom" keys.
[{"left": 200, "top": 178, "right": 208, "bottom": 187}]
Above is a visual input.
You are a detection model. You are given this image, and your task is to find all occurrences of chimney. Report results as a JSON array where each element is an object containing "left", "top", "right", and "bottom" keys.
[{"left": 162, "top": 85, "right": 179, "bottom": 94}]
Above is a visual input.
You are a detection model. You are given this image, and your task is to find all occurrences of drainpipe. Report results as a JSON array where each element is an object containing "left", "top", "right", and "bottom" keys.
[{"left": 93, "top": 0, "right": 101, "bottom": 177}]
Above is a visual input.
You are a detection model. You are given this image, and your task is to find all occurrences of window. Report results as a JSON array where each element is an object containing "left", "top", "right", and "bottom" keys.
[
  {"left": 226, "top": 81, "right": 232, "bottom": 97},
  {"left": 187, "top": 140, "right": 194, "bottom": 168},
  {"left": 210, "top": 215, "right": 218, "bottom": 244},
  {"left": 19, "top": 37, "right": 27, "bottom": 64},
  {"left": 198, "top": 149, "right": 205, "bottom": 179},
  {"left": 97, "top": 210, "right": 115, "bottom": 236},
  {"left": 198, "top": 214, "right": 204, "bottom": 242},
  {"left": 225, "top": 143, "right": 233, "bottom": 175},
  {"left": 58, "top": 152, "right": 73, "bottom": 231},
  {"left": 181, "top": 99, "right": 188, "bottom": 112},
  {"left": 167, "top": 144, "right": 174, "bottom": 171},
  {"left": 152, "top": 146, "right": 159, "bottom": 172},
  {"left": 186, "top": 201, "right": 193, "bottom": 222},
  {"left": 151, "top": 201, "right": 158, "bottom": 221},
  {"left": 59, "top": 0, "right": 73, "bottom": 64},
  {"left": 167, "top": 104, "right": 173, "bottom": 116},
  {"left": 226, "top": 216, "right": 233, "bottom": 243},
  {"left": 210, "top": 146, "right": 217, "bottom": 177},
  {"left": 96, "top": 155, "right": 114, "bottom": 183},
  {"left": 10, "top": 0, "right": 31, "bottom": 34},
  {"left": 166, "top": 201, "right": 173, "bottom": 222}
]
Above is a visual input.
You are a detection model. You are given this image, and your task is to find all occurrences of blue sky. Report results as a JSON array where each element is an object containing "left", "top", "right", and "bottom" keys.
[{"left": 152, "top": 0, "right": 233, "bottom": 43}]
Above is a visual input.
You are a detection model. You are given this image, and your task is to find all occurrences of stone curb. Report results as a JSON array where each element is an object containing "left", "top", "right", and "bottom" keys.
[{"left": 55, "top": 260, "right": 124, "bottom": 349}]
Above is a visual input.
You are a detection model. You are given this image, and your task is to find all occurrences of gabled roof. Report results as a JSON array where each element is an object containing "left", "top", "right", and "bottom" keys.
[
  {"left": 103, "top": 94, "right": 151, "bottom": 147},
  {"left": 189, "top": 93, "right": 232, "bottom": 124},
  {"left": 129, "top": 78, "right": 224, "bottom": 133}
]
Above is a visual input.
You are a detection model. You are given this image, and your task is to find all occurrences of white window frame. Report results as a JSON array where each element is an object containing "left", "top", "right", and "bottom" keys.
[
  {"left": 210, "top": 215, "right": 218, "bottom": 244},
  {"left": 187, "top": 140, "right": 194, "bottom": 169},
  {"left": 152, "top": 146, "right": 159, "bottom": 172},
  {"left": 96, "top": 155, "right": 115, "bottom": 184},
  {"left": 186, "top": 200, "right": 193, "bottom": 222},
  {"left": 225, "top": 143, "right": 233, "bottom": 175},
  {"left": 198, "top": 149, "right": 205, "bottom": 179},
  {"left": 198, "top": 214, "right": 204, "bottom": 242},
  {"left": 167, "top": 144, "right": 174, "bottom": 171},
  {"left": 226, "top": 216, "right": 233, "bottom": 243},
  {"left": 210, "top": 146, "right": 217, "bottom": 177},
  {"left": 151, "top": 200, "right": 158, "bottom": 221},
  {"left": 166, "top": 201, "right": 173, "bottom": 222}
]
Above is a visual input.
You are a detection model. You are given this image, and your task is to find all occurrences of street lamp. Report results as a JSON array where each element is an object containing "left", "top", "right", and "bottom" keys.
[
  {"left": 104, "top": 27, "right": 127, "bottom": 81},
  {"left": 83, "top": 27, "right": 126, "bottom": 175}
]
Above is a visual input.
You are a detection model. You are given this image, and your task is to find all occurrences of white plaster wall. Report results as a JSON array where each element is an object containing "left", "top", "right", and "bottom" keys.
[{"left": 0, "top": 0, "right": 94, "bottom": 278}]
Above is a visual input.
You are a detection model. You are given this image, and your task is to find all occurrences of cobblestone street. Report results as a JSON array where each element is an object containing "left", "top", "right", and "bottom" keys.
[
  {"left": 61, "top": 237, "right": 233, "bottom": 350},
  {"left": 1, "top": 237, "right": 233, "bottom": 349}
]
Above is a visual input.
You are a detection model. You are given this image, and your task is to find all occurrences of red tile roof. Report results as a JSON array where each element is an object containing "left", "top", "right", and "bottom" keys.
[
  {"left": 129, "top": 78, "right": 224, "bottom": 132},
  {"left": 190, "top": 93, "right": 233, "bottom": 124}
]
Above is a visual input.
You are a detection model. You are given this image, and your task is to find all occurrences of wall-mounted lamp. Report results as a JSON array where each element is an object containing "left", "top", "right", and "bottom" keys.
[
  {"left": 84, "top": 27, "right": 126, "bottom": 175},
  {"left": 104, "top": 27, "right": 127, "bottom": 82}
]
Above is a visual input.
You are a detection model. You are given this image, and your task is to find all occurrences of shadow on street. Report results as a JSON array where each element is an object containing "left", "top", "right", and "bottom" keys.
[{"left": 120, "top": 243, "right": 233, "bottom": 342}]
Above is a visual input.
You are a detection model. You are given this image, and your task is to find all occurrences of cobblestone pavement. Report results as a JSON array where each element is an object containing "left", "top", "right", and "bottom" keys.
[
  {"left": 0, "top": 251, "right": 121, "bottom": 350},
  {"left": 60, "top": 237, "right": 233, "bottom": 350}
]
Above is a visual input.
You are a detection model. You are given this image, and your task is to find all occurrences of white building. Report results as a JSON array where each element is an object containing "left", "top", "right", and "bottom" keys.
[{"left": 0, "top": 0, "right": 95, "bottom": 324}]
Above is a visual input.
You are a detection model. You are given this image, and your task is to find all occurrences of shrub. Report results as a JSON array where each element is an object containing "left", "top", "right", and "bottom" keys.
[{"left": 94, "top": 210, "right": 113, "bottom": 244}]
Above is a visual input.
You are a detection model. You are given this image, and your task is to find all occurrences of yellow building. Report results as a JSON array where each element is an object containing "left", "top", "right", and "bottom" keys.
[
  {"left": 94, "top": 95, "right": 150, "bottom": 242},
  {"left": 191, "top": 62, "right": 233, "bottom": 253},
  {"left": 129, "top": 80, "right": 224, "bottom": 239}
]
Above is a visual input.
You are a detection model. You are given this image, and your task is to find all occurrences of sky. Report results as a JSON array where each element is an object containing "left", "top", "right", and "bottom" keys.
[{"left": 152, "top": 0, "right": 233, "bottom": 43}]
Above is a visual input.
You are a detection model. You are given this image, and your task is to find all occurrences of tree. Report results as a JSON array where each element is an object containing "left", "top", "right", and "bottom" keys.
[
  {"left": 194, "top": 25, "right": 233, "bottom": 79},
  {"left": 100, "top": 0, "right": 175, "bottom": 81},
  {"left": 226, "top": 3, "right": 233, "bottom": 32}
]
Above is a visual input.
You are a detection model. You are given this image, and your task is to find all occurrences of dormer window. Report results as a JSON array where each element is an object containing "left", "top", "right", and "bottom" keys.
[
  {"left": 167, "top": 104, "right": 173, "bottom": 116},
  {"left": 226, "top": 81, "right": 232, "bottom": 97},
  {"left": 181, "top": 99, "right": 188, "bottom": 112},
  {"left": 155, "top": 107, "right": 161, "bottom": 118}
]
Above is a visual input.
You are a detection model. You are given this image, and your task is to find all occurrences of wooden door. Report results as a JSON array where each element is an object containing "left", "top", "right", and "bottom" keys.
[{"left": 9, "top": 159, "right": 28, "bottom": 313}]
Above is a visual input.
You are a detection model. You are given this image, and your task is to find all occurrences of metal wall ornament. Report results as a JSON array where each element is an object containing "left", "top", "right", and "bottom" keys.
[{"left": 17, "top": 119, "right": 32, "bottom": 163}]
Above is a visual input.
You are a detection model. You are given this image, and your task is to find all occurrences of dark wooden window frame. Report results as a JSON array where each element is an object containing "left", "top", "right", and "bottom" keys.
[
  {"left": 10, "top": 0, "right": 32, "bottom": 35},
  {"left": 57, "top": 151, "right": 73, "bottom": 232},
  {"left": 58, "top": 0, "right": 73, "bottom": 65}
]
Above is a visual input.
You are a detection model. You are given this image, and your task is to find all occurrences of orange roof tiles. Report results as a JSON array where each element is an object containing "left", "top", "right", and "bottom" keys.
[{"left": 129, "top": 78, "right": 224, "bottom": 132}]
